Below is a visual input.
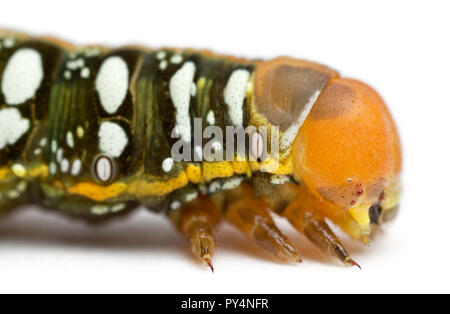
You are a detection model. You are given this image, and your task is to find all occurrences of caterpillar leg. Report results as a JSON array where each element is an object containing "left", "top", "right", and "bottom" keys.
[
  {"left": 285, "top": 208, "right": 360, "bottom": 268},
  {"left": 281, "top": 184, "right": 360, "bottom": 268},
  {"left": 224, "top": 183, "right": 301, "bottom": 263},
  {"left": 169, "top": 195, "right": 221, "bottom": 272}
]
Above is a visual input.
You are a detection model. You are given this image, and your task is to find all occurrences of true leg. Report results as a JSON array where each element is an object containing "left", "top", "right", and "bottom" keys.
[
  {"left": 169, "top": 195, "right": 221, "bottom": 272},
  {"left": 282, "top": 184, "right": 360, "bottom": 267},
  {"left": 224, "top": 183, "right": 301, "bottom": 263}
]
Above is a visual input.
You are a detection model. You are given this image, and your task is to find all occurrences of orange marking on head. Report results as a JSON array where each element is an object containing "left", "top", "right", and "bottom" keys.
[{"left": 293, "top": 78, "right": 401, "bottom": 209}]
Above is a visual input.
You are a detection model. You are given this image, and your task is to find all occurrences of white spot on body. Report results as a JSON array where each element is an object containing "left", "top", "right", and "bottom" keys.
[
  {"left": 56, "top": 148, "right": 63, "bottom": 162},
  {"left": 39, "top": 138, "right": 47, "bottom": 147},
  {"left": 169, "top": 62, "right": 196, "bottom": 143},
  {"left": 60, "top": 159, "right": 70, "bottom": 173},
  {"left": 280, "top": 90, "right": 321, "bottom": 150},
  {"left": 95, "top": 156, "right": 113, "bottom": 182},
  {"left": 156, "top": 51, "right": 166, "bottom": 60},
  {"left": 0, "top": 108, "right": 30, "bottom": 149},
  {"left": 67, "top": 58, "right": 84, "bottom": 70},
  {"left": 206, "top": 110, "right": 215, "bottom": 125},
  {"left": 71, "top": 159, "right": 82, "bottom": 176},
  {"left": 76, "top": 126, "right": 84, "bottom": 138},
  {"left": 11, "top": 164, "right": 26, "bottom": 177},
  {"left": 170, "top": 54, "right": 183, "bottom": 64},
  {"left": 49, "top": 162, "right": 57, "bottom": 175},
  {"left": 222, "top": 177, "right": 243, "bottom": 190},
  {"left": 66, "top": 131, "right": 74, "bottom": 148},
  {"left": 162, "top": 157, "right": 174, "bottom": 173},
  {"left": 111, "top": 203, "right": 126, "bottom": 213},
  {"left": 64, "top": 70, "right": 71, "bottom": 80},
  {"left": 34, "top": 148, "right": 42, "bottom": 155},
  {"left": 185, "top": 191, "right": 198, "bottom": 202},
  {"left": 159, "top": 60, "right": 168, "bottom": 71},
  {"left": 7, "top": 190, "right": 20, "bottom": 199},
  {"left": 80, "top": 67, "right": 90, "bottom": 79},
  {"left": 208, "top": 181, "right": 221, "bottom": 194},
  {"left": 95, "top": 56, "right": 129, "bottom": 114},
  {"left": 51, "top": 140, "right": 57, "bottom": 153},
  {"left": 1, "top": 48, "right": 44, "bottom": 105},
  {"left": 170, "top": 201, "right": 181, "bottom": 210},
  {"left": 223, "top": 69, "right": 250, "bottom": 126},
  {"left": 3, "top": 37, "right": 15, "bottom": 48},
  {"left": 91, "top": 205, "right": 109, "bottom": 215},
  {"left": 98, "top": 122, "right": 128, "bottom": 158}
]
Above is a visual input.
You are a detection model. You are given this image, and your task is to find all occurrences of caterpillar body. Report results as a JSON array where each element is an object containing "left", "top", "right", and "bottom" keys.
[{"left": 0, "top": 31, "right": 401, "bottom": 269}]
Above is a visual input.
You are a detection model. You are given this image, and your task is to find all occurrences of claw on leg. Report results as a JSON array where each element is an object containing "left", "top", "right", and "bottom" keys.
[
  {"left": 169, "top": 195, "right": 221, "bottom": 272},
  {"left": 225, "top": 183, "right": 301, "bottom": 263},
  {"left": 187, "top": 219, "right": 216, "bottom": 272},
  {"left": 282, "top": 185, "right": 360, "bottom": 268},
  {"left": 303, "top": 216, "right": 360, "bottom": 268}
]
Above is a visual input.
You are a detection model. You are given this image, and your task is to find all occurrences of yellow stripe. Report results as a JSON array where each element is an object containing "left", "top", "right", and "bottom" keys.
[
  {"left": 67, "top": 172, "right": 190, "bottom": 202},
  {"left": 65, "top": 156, "right": 294, "bottom": 201},
  {"left": 202, "top": 161, "right": 234, "bottom": 182}
]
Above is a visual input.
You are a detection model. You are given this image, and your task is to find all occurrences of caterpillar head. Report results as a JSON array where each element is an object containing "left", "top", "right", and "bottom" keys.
[
  {"left": 252, "top": 58, "right": 401, "bottom": 241},
  {"left": 292, "top": 78, "right": 402, "bottom": 238}
]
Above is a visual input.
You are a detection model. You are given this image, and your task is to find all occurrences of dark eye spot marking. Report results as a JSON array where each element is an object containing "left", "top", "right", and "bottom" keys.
[{"left": 369, "top": 204, "right": 382, "bottom": 225}]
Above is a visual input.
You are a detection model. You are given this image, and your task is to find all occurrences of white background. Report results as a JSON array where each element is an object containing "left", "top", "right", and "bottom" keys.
[{"left": 0, "top": 0, "right": 449, "bottom": 294}]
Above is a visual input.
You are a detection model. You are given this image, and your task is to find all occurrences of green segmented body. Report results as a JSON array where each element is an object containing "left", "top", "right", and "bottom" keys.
[
  {"left": 0, "top": 34, "right": 258, "bottom": 220},
  {"left": 0, "top": 32, "right": 333, "bottom": 221}
]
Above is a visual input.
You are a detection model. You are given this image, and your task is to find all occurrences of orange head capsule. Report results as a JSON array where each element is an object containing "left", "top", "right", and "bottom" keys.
[
  {"left": 251, "top": 57, "right": 401, "bottom": 242},
  {"left": 292, "top": 78, "right": 402, "bottom": 238}
]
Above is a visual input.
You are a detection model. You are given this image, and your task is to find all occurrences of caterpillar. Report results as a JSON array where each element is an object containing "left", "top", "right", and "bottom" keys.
[{"left": 0, "top": 30, "right": 401, "bottom": 270}]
